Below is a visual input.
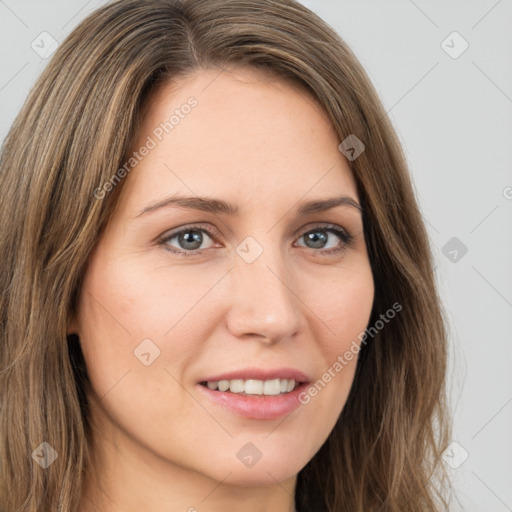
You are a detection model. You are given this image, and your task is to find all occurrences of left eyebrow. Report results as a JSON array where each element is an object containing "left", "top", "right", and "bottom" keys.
[
  {"left": 296, "top": 196, "right": 363, "bottom": 215},
  {"left": 135, "top": 194, "right": 363, "bottom": 218}
]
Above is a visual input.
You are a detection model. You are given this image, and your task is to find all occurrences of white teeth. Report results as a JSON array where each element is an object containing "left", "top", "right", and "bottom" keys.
[
  {"left": 263, "top": 379, "right": 281, "bottom": 395},
  {"left": 218, "top": 380, "right": 229, "bottom": 392},
  {"left": 229, "top": 379, "right": 244, "bottom": 393},
  {"left": 244, "top": 379, "right": 263, "bottom": 395},
  {"left": 203, "top": 378, "right": 299, "bottom": 395}
]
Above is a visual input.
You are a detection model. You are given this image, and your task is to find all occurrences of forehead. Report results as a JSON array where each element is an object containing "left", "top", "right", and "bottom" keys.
[{"left": 118, "top": 66, "right": 358, "bottom": 214}]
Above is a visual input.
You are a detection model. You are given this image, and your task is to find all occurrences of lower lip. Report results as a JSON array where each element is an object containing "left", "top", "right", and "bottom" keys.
[{"left": 196, "top": 382, "right": 308, "bottom": 420}]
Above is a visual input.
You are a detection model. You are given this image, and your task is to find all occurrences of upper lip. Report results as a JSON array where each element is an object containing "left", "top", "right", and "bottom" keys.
[{"left": 198, "top": 367, "right": 311, "bottom": 384}]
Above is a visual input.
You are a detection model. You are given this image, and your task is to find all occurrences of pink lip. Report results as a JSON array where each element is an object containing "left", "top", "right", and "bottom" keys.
[
  {"left": 197, "top": 381, "right": 309, "bottom": 420},
  {"left": 196, "top": 367, "right": 312, "bottom": 420}
]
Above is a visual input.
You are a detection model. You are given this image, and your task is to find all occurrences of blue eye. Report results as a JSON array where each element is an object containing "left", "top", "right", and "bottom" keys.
[
  {"left": 158, "top": 223, "right": 353, "bottom": 257},
  {"left": 297, "top": 225, "right": 352, "bottom": 253},
  {"left": 162, "top": 227, "right": 216, "bottom": 256}
]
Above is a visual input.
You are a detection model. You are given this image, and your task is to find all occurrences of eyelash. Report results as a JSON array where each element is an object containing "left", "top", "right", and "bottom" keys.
[{"left": 157, "top": 222, "right": 354, "bottom": 258}]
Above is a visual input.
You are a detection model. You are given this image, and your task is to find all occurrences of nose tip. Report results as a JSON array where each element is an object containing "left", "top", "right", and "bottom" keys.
[{"left": 225, "top": 252, "right": 302, "bottom": 343}]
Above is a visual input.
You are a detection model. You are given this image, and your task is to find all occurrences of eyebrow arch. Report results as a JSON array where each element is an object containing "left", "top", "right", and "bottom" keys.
[{"left": 135, "top": 194, "right": 363, "bottom": 218}]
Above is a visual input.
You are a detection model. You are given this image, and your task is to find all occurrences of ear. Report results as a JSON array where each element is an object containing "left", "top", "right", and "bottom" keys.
[{"left": 67, "top": 310, "right": 79, "bottom": 336}]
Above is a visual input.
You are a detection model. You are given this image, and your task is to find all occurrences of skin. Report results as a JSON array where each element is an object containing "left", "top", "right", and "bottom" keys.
[{"left": 71, "top": 66, "right": 374, "bottom": 512}]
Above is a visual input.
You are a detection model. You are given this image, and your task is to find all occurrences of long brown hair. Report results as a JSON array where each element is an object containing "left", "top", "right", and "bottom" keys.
[{"left": 0, "top": 0, "right": 451, "bottom": 510}]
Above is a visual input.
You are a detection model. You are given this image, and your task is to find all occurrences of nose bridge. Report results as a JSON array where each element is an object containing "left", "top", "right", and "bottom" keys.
[{"left": 227, "top": 235, "right": 302, "bottom": 340}]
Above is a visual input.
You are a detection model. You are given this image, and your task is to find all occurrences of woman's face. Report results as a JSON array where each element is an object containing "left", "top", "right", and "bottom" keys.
[{"left": 72, "top": 67, "right": 374, "bottom": 493}]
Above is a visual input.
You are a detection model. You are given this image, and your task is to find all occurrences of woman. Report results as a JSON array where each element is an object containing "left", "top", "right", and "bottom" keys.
[{"left": 0, "top": 0, "right": 451, "bottom": 510}]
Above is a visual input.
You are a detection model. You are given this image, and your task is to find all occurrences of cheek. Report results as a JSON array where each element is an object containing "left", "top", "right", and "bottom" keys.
[
  {"left": 74, "top": 261, "right": 200, "bottom": 448},
  {"left": 297, "top": 263, "right": 373, "bottom": 421},
  {"left": 309, "top": 262, "right": 374, "bottom": 351},
  {"left": 74, "top": 254, "right": 222, "bottom": 402},
  {"left": 111, "top": 259, "right": 226, "bottom": 338},
  {"left": 78, "top": 250, "right": 217, "bottom": 344}
]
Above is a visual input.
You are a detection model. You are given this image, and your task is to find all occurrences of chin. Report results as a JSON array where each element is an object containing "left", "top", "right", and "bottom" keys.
[
  {"left": 214, "top": 464, "right": 299, "bottom": 487},
  {"left": 198, "top": 444, "right": 310, "bottom": 486}
]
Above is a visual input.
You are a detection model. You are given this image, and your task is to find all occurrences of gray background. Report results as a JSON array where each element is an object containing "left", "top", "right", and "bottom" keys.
[{"left": 1, "top": 1, "right": 511, "bottom": 510}]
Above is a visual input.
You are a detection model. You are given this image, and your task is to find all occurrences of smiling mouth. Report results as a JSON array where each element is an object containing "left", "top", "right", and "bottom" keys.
[{"left": 199, "top": 378, "right": 303, "bottom": 396}]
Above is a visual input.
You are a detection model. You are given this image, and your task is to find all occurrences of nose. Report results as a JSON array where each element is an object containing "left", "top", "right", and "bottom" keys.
[{"left": 225, "top": 243, "right": 303, "bottom": 344}]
